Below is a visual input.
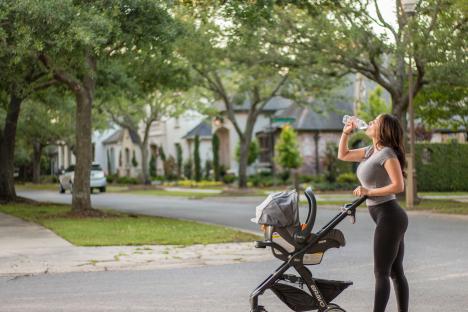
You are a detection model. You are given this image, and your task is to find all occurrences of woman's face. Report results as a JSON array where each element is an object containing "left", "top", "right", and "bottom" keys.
[{"left": 365, "top": 115, "right": 382, "bottom": 139}]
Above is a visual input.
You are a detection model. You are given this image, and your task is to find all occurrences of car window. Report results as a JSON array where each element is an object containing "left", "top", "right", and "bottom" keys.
[
  {"left": 65, "top": 165, "right": 75, "bottom": 172},
  {"left": 91, "top": 164, "right": 102, "bottom": 171}
]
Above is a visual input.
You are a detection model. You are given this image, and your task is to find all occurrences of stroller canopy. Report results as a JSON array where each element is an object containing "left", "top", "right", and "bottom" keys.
[{"left": 251, "top": 190, "right": 300, "bottom": 227}]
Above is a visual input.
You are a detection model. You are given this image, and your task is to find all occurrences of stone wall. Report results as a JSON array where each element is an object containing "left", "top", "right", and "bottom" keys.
[{"left": 297, "top": 131, "right": 343, "bottom": 175}]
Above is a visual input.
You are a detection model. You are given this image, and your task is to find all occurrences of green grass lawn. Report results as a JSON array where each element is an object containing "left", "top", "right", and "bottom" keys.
[
  {"left": 15, "top": 183, "right": 58, "bottom": 191},
  {"left": 0, "top": 203, "right": 260, "bottom": 246},
  {"left": 419, "top": 191, "right": 468, "bottom": 196},
  {"left": 126, "top": 189, "right": 221, "bottom": 198}
]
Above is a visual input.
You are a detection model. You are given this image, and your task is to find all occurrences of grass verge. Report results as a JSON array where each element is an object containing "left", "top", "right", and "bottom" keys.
[
  {"left": 0, "top": 203, "right": 260, "bottom": 246},
  {"left": 126, "top": 189, "right": 221, "bottom": 198}
]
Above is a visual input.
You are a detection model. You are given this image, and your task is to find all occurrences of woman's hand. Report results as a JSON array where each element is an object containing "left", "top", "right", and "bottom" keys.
[
  {"left": 353, "top": 185, "right": 369, "bottom": 197},
  {"left": 343, "top": 118, "right": 356, "bottom": 135}
]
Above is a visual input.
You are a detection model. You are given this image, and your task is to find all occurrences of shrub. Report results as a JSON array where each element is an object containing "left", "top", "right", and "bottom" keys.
[
  {"left": 149, "top": 154, "right": 156, "bottom": 177},
  {"left": 116, "top": 176, "right": 139, "bottom": 185},
  {"left": 299, "top": 175, "right": 315, "bottom": 183},
  {"left": 212, "top": 134, "right": 220, "bottom": 181},
  {"left": 175, "top": 143, "right": 183, "bottom": 178},
  {"left": 163, "top": 156, "right": 177, "bottom": 180},
  {"left": 183, "top": 159, "right": 193, "bottom": 180},
  {"left": 40, "top": 175, "right": 58, "bottom": 183},
  {"left": 416, "top": 142, "right": 468, "bottom": 191},
  {"left": 194, "top": 135, "right": 201, "bottom": 182},
  {"left": 223, "top": 173, "right": 236, "bottom": 184},
  {"left": 106, "top": 173, "right": 118, "bottom": 184},
  {"left": 177, "top": 179, "right": 223, "bottom": 188},
  {"left": 337, "top": 172, "right": 358, "bottom": 184},
  {"left": 204, "top": 160, "right": 213, "bottom": 180}
]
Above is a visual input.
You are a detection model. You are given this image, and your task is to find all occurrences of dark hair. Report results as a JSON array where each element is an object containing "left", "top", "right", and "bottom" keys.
[{"left": 377, "top": 114, "right": 406, "bottom": 177}]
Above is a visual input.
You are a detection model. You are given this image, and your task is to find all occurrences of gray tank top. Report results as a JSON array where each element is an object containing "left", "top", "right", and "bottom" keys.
[{"left": 356, "top": 145, "right": 398, "bottom": 206}]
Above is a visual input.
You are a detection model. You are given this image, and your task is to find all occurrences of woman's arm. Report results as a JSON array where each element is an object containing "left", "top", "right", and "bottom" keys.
[
  {"left": 357, "top": 158, "right": 405, "bottom": 197},
  {"left": 337, "top": 132, "right": 366, "bottom": 162},
  {"left": 337, "top": 118, "right": 366, "bottom": 162}
]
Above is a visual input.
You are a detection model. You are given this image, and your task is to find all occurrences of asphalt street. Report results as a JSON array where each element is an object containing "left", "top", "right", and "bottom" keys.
[{"left": 3, "top": 190, "right": 467, "bottom": 311}]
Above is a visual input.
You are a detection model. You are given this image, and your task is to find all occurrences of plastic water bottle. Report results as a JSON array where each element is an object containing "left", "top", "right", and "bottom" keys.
[{"left": 342, "top": 115, "right": 368, "bottom": 130}]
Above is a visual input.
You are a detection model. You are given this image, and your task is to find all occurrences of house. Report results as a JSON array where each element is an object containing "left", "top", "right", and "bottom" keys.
[
  {"left": 211, "top": 96, "right": 293, "bottom": 174},
  {"left": 182, "top": 118, "right": 213, "bottom": 166},
  {"left": 102, "top": 128, "right": 142, "bottom": 177},
  {"left": 266, "top": 101, "right": 354, "bottom": 175},
  {"left": 146, "top": 111, "right": 206, "bottom": 176},
  {"left": 430, "top": 128, "right": 466, "bottom": 143}
]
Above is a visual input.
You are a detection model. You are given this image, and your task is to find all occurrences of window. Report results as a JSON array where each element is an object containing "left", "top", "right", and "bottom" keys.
[
  {"left": 257, "top": 132, "right": 272, "bottom": 163},
  {"left": 125, "top": 148, "right": 130, "bottom": 165}
]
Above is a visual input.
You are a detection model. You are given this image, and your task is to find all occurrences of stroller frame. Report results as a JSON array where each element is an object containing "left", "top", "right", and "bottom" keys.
[{"left": 250, "top": 187, "right": 367, "bottom": 312}]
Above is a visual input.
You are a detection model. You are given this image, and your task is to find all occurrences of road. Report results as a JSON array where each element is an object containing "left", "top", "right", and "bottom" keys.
[{"left": 3, "top": 190, "right": 467, "bottom": 311}]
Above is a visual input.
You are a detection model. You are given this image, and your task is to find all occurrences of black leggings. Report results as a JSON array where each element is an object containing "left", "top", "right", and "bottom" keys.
[{"left": 368, "top": 199, "right": 409, "bottom": 312}]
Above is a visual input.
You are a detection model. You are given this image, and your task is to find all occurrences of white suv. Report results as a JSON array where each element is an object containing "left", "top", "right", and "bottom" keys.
[{"left": 59, "top": 164, "right": 107, "bottom": 193}]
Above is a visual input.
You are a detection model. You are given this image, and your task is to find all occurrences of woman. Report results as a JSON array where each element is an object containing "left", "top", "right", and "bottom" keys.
[{"left": 338, "top": 113, "right": 409, "bottom": 312}]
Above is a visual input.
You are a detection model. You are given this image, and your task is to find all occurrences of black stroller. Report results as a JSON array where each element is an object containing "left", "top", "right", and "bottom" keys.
[{"left": 250, "top": 187, "right": 366, "bottom": 312}]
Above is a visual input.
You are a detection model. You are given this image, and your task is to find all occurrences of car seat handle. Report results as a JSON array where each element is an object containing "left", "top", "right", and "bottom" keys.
[{"left": 293, "top": 187, "right": 317, "bottom": 244}]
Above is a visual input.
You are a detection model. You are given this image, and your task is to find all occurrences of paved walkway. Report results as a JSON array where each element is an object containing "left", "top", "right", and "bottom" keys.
[{"left": 0, "top": 212, "right": 271, "bottom": 277}]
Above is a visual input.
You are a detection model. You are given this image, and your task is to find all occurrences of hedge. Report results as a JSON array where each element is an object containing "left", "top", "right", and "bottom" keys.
[{"left": 415, "top": 142, "right": 468, "bottom": 191}]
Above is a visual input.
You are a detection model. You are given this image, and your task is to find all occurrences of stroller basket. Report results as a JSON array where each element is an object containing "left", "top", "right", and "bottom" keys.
[{"left": 270, "top": 279, "right": 353, "bottom": 312}]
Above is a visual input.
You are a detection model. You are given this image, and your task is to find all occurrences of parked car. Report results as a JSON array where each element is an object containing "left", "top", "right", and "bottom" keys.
[{"left": 59, "top": 163, "right": 107, "bottom": 193}]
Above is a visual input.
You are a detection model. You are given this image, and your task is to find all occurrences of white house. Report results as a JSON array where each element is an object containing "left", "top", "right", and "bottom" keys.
[{"left": 102, "top": 128, "right": 142, "bottom": 177}]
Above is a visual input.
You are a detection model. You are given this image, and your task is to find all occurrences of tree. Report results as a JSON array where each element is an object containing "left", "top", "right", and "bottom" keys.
[
  {"left": 415, "top": 68, "right": 467, "bottom": 140},
  {"left": 204, "top": 160, "right": 212, "bottom": 180},
  {"left": 287, "top": 0, "right": 466, "bottom": 128},
  {"left": 184, "top": 159, "right": 193, "bottom": 180},
  {"left": 274, "top": 125, "right": 302, "bottom": 190},
  {"left": 28, "top": 0, "right": 179, "bottom": 213},
  {"left": 235, "top": 140, "right": 260, "bottom": 166},
  {"left": 16, "top": 91, "right": 74, "bottom": 183},
  {"left": 149, "top": 154, "right": 157, "bottom": 178},
  {"left": 193, "top": 135, "right": 201, "bottom": 182},
  {"left": 212, "top": 133, "right": 221, "bottom": 181},
  {"left": 107, "top": 91, "right": 190, "bottom": 184},
  {"left": 0, "top": 2, "right": 59, "bottom": 201},
  {"left": 357, "top": 86, "right": 390, "bottom": 121},
  {"left": 175, "top": 143, "right": 183, "bottom": 179},
  {"left": 178, "top": 3, "right": 295, "bottom": 188}
]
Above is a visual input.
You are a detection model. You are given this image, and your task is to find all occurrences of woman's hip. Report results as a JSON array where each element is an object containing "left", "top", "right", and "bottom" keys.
[{"left": 368, "top": 199, "right": 408, "bottom": 227}]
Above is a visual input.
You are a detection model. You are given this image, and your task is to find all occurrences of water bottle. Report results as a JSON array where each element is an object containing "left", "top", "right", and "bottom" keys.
[{"left": 342, "top": 115, "right": 368, "bottom": 130}]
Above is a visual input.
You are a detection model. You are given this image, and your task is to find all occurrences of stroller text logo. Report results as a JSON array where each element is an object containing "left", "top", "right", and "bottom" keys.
[{"left": 310, "top": 284, "right": 326, "bottom": 308}]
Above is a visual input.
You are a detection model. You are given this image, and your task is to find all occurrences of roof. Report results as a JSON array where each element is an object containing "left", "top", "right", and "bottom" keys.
[
  {"left": 102, "top": 128, "right": 139, "bottom": 145},
  {"left": 183, "top": 119, "right": 212, "bottom": 139},
  {"left": 272, "top": 101, "right": 353, "bottom": 131},
  {"left": 214, "top": 96, "right": 293, "bottom": 113}
]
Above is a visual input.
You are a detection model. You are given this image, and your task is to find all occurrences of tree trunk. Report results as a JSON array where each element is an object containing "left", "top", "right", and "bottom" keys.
[
  {"left": 237, "top": 136, "right": 251, "bottom": 189},
  {"left": 32, "top": 142, "right": 43, "bottom": 184},
  {"left": 0, "top": 94, "right": 22, "bottom": 202},
  {"left": 71, "top": 89, "right": 93, "bottom": 212},
  {"left": 237, "top": 113, "right": 257, "bottom": 189},
  {"left": 292, "top": 169, "right": 300, "bottom": 192},
  {"left": 391, "top": 94, "right": 420, "bottom": 204},
  {"left": 140, "top": 143, "right": 150, "bottom": 184}
]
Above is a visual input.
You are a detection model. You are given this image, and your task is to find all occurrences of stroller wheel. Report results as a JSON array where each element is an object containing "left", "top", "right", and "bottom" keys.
[{"left": 250, "top": 306, "right": 267, "bottom": 312}]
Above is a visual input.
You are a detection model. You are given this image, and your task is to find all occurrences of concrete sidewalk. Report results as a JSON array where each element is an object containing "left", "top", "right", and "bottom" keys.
[{"left": 0, "top": 212, "right": 271, "bottom": 277}]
